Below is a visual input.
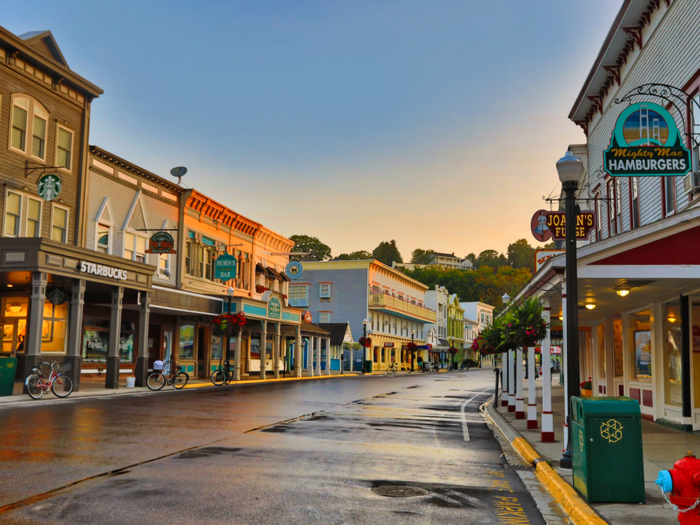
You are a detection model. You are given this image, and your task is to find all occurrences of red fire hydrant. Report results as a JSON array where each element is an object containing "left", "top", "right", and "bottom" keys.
[{"left": 656, "top": 452, "right": 700, "bottom": 524}]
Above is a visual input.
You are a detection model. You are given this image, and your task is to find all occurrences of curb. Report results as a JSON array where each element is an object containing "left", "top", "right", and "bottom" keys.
[{"left": 483, "top": 397, "right": 607, "bottom": 525}]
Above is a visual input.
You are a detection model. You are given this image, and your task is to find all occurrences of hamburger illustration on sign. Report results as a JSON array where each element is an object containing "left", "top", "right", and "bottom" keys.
[{"left": 603, "top": 102, "right": 691, "bottom": 177}]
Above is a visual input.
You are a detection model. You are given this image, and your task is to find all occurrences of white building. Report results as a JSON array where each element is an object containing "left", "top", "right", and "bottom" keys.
[{"left": 424, "top": 285, "right": 450, "bottom": 353}]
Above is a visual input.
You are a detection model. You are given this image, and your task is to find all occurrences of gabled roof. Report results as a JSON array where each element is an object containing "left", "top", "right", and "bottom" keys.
[
  {"left": 317, "top": 323, "right": 352, "bottom": 346},
  {"left": 300, "top": 320, "right": 330, "bottom": 335},
  {"left": 19, "top": 30, "right": 68, "bottom": 68}
]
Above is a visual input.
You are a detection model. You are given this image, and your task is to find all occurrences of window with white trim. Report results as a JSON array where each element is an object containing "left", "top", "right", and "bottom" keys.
[
  {"left": 319, "top": 312, "right": 331, "bottom": 323},
  {"left": 94, "top": 197, "right": 114, "bottom": 254},
  {"left": 123, "top": 193, "right": 148, "bottom": 263},
  {"left": 96, "top": 223, "right": 110, "bottom": 253},
  {"left": 4, "top": 191, "right": 21, "bottom": 237},
  {"left": 159, "top": 253, "right": 171, "bottom": 277},
  {"left": 26, "top": 198, "right": 41, "bottom": 237},
  {"left": 630, "top": 177, "right": 640, "bottom": 229},
  {"left": 51, "top": 205, "right": 68, "bottom": 243},
  {"left": 4, "top": 191, "right": 42, "bottom": 238},
  {"left": 664, "top": 176, "right": 676, "bottom": 216},
  {"left": 198, "top": 244, "right": 213, "bottom": 280},
  {"left": 289, "top": 285, "right": 308, "bottom": 307},
  {"left": 319, "top": 283, "right": 331, "bottom": 298},
  {"left": 124, "top": 232, "right": 147, "bottom": 263},
  {"left": 10, "top": 96, "right": 50, "bottom": 161},
  {"left": 56, "top": 125, "right": 74, "bottom": 170}
]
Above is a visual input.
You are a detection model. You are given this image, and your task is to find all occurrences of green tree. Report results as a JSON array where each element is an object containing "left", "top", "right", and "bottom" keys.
[
  {"left": 372, "top": 240, "right": 403, "bottom": 266},
  {"left": 411, "top": 248, "right": 434, "bottom": 264},
  {"left": 335, "top": 250, "right": 373, "bottom": 260},
  {"left": 507, "top": 239, "right": 536, "bottom": 273},
  {"left": 476, "top": 249, "right": 506, "bottom": 268},
  {"left": 289, "top": 235, "right": 332, "bottom": 261}
]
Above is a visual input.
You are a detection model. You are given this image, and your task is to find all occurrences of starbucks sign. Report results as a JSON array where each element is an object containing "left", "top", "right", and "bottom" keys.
[{"left": 37, "top": 173, "right": 62, "bottom": 201}]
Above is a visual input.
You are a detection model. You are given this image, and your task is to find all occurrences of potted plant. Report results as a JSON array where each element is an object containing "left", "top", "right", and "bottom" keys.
[
  {"left": 358, "top": 337, "right": 372, "bottom": 348},
  {"left": 580, "top": 377, "right": 593, "bottom": 397},
  {"left": 503, "top": 297, "right": 549, "bottom": 348},
  {"left": 212, "top": 312, "right": 247, "bottom": 338}
]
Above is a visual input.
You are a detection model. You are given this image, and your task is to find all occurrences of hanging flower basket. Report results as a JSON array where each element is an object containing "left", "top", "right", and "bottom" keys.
[
  {"left": 212, "top": 312, "right": 246, "bottom": 337},
  {"left": 503, "top": 297, "right": 549, "bottom": 348},
  {"left": 448, "top": 347, "right": 459, "bottom": 354},
  {"left": 406, "top": 342, "right": 418, "bottom": 352},
  {"left": 358, "top": 336, "right": 372, "bottom": 348}
]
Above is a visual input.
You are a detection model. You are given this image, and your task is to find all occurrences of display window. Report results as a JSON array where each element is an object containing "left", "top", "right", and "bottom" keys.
[
  {"left": 211, "top": 334, "right": 223, "bottom": 361},
  {"left": 630, "top": 311, "right": 652, "bottom": 381},
  {"left": 42, "top": 301, "right": 68, "bottom": 353},
  {"left": 83, "top": 318, "right": 136, "bottom": 363},
  {"left": 1, "top": 297, "right": 28, "bottom": 354},
  {"left": 178, "top": 324, "right": 195, "bottom": 359},
  {"left": 664, "top": 301, "right": 682, "bottom": 407}
]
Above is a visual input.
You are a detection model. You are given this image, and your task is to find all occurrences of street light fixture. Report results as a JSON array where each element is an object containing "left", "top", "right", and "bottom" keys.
[
  {"left": 502, "top": 293, "right": 511, "bottom": 305},
  {"left": 411, "top": 329, "right": 416, "bottom": 372},
  {"left": 556, "top": 149, "right": 584, "bottom": 470}
]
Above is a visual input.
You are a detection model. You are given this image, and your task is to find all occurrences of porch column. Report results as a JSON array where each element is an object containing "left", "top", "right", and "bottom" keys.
[
  {"left": 260, "top": 320, "right": 267, "bottom": 380},
  {"left": 105, "top": 286, "right": 124, "bottom": 389},
  {"left": 135, "top": 292, "right": 151, "bottom": 387},
  {"left": 507, "top": 349, "right": 515, "bottom": 412},
  {"left": 65, "top": 279, "right": 86, "bottom": 391},
  {"left": 22, "top": 272, "right": 48, "bottom": 385},
  {"left": 316, "top": 336, "right": 322, "bottom": 376},
  {"left": 541, "top": 299, "right": 554, "bottom": 442},
  {"left": 515, "top": 347, "right": 525, "bottom": 419},
  {"left": 326, "top": 337, "right": 331, "bottom": 375},
  {"left": 502, "top": 349, "right": 509, "bottom": 407},
  {"left": 273, "top": 322, "right": 281, "bottom": 379},
  {"left": 233, "top": 330, "right": 242, "bottom": 381},
  {"left": 294, "top": 326, "right": 302, "bottom": 377},
  {"left": 527, "top": 346, "right": 537, "bottom": 429},
  {"left": 307, "top": 336, "right": 315, "bottom": 376}
]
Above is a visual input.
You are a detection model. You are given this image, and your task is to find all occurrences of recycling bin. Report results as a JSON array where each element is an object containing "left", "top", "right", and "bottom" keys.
[
  {"left": 364, "top": 360, "right": 373, "bottom": 373},
  {"left": 0, "top": 357, "right": 18, "bottom": 396},
  {"left": 571, "top": 396, "right": 645, "bottom": 503}
]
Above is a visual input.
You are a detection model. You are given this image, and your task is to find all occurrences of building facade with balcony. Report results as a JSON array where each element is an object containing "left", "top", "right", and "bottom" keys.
[
  {"left": 291, "top": 260, "right": 436, "bottom": 371},
  {"left": 447, "top": 295, "right": 465, "bottom": 365}
]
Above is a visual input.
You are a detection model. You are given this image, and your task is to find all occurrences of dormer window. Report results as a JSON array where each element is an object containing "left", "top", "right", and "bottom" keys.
[{"left": 10, "top": 96, "right": 49, "bottom": 161}]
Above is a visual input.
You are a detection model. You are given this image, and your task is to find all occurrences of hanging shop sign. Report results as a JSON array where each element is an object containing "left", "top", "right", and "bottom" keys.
[
  {"left": 384, "top": 342, "right": 395, "bottom": 348},
  {"left": 46, "top": 287, "right": 66, "bottom": 305},
  {"left": 303, "top": 311, "right": 313, "bottom": 323},
  {"left": 268, "top": 297, "right": 281, "bottom": 319},
  {"left": 531, "top": 210, "right": 595, "bottom": 242},
  {"left": 214, "top": 252, "right": 238, "bottom": 281},
  {"left": 37, "top": 173, "right": 62, "bottom": 201},
  {"left": 535, "top": 250, "right": 565, "bottom": 273},
  {"left": 145, "top": 232, "right": 177, "bottom": 254},
  {"left": 604, "top": 102, "right": 691, "bottom": 177},
  {"left": 285, "top": 261, "right": 304, "bottom": 280},
  {"left": 79, "top": 261, "right": 128, "bottom": 280}
]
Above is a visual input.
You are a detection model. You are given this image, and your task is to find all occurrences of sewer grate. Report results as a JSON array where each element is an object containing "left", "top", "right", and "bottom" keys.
[
  {"left": 371, "top": 486, "right": 429, "bottom": 498},
  {"left": 504, "top": 464, "right": 534, "bottom": 472}
]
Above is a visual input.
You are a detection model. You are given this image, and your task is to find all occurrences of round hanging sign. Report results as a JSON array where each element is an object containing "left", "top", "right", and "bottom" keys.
[
  {"left": 47, "top": 287, "right": 66, "bottom": 305},
  {"left": 285, "top": 261, "right": 304, "bottom": 280},
  {"left": 37, "top": 173, "right": 62, "bottom": 201}
]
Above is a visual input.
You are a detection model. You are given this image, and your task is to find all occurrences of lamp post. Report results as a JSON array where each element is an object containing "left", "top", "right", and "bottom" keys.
[
  {"left": 363, "top": 318, "right": 368, "bottom": 374},
  {"left": 557, "top": 150, "right": 583, "bottom": 470},
  {"left": 411, "top": 329, "right": 416, "bottom": 372},
  {"left": 226, "top": 286, "right": 234, "bottom": 361}
]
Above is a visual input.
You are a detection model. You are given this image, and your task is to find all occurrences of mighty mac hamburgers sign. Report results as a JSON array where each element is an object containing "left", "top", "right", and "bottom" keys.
[{"left": 604, "top": 102, "right": 691, "bottom": 177}]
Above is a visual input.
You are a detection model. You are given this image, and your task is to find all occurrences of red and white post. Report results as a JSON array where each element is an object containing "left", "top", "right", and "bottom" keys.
[
  {"left": 515, "top": 347, "right": 525, "bottom": 419},
  {"left": 508, "top": 349, "right": 516, "bottom": 412},
  {"left": 527, "top": 346, "right": 538, "bottom": 429},
  {"left": 541, "top": 298, "right": 554, "bottom": 442}
]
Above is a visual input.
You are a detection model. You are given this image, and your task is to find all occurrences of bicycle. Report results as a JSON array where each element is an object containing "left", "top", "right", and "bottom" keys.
[
  {"left": 386, "top": 362, "right": 398, "bottom": 375},
  {"left": 147, "top": 360, "right": 189, "bottom": 391},
  {"left": 25, "top": 361, "right": 74, "bottom": 400},
  {"left": 211, "top": 359, "right": 235, "bottom": 386}
]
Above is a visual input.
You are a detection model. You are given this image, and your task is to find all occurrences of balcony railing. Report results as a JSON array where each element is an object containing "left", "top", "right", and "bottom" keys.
[{"left": 369, "top": 293, "right": 437, "bottom": 322}]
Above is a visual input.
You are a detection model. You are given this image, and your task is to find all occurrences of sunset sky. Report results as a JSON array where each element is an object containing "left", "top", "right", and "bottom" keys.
[{"left": 6, "top": 0, "right": 623, "bottom": 260}]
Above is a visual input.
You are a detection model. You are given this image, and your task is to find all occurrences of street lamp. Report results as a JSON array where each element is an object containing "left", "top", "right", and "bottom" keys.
[
  {"left": 363, "top": 318, "right": 368, "bottom": 374},
  {"left": 557, "top": 149, "right": 584, "bottom": 470},
  {"left": 502, "top": 293, "right": 511, "bottom": 305},
  {"left": 411, "top": 329, "right": 416, "bottom": 372}
]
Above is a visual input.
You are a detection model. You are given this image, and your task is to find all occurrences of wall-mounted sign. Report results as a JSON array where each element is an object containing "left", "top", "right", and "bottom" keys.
[
  {"left": 285, "top": 261, "right": 304, "bottom": 280},
  {"left": 214, "top": 252, "right": 237, "bottom": 281},
  {"left": 535, "top": 250, "right": 565, "bottom": 272},
  {"left": 37, "top": 173, "right": 62, "bottom": 201},
  {"left": 46, "top": 287, "right": 66, "bottom": 305},
  {"left": 384, "top": 342, "right": 395, "bottom": 348},
  {"left": 531, "top": 210, "right": 595, "bottom": 242},
  {"left": 604, "top": 102, "right": 691, "bottom": 177},
  {"left": 79, "top": 261, "right": 128, "bottom": 280},
  {"left": 268, "top": 297, "right": 281, "bottom": 319},
  {"left": 303, "top": 311, "right": 313, "bottom": 323},
  {"left": 145, "top": 232, "right": 176, "bottom": 254}
]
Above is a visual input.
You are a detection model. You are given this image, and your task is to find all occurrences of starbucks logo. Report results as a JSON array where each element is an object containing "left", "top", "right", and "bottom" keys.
[{"left": 37, "top": 174, "right": 62, "bottom": 201}]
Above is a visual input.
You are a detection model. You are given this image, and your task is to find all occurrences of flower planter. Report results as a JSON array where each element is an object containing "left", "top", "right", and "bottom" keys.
[{"left": 581, "top": 388, "right": 593, "bottom": 397}]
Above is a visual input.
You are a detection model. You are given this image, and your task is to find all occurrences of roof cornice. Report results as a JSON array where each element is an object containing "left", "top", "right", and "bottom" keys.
[{"left": 89, "top": 146, "right": 183, "bottom": 193}]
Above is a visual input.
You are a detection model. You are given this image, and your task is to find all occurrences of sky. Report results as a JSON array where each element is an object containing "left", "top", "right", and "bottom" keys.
[{"left": 5, "top": 0, "right": 623, "bottom": 260}]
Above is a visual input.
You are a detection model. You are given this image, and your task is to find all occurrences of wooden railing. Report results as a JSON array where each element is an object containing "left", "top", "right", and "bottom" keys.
[{"left": 369, "top": 293, "right": 437, "bottom": 322}]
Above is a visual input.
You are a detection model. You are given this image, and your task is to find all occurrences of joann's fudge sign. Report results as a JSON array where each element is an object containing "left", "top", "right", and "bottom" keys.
[
  {"left": 79, "top": 261, "right": 128, "bottom": 280},
  {"left": 604, "top": 102, "right": 691, "bottom": 177}
]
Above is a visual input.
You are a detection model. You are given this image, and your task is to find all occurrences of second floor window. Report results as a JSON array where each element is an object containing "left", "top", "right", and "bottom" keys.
[
  {"left": 630, "top": 178, "right": 640, "bottom": 229},
  {"left": 56, "top": 126, "right": 74, "bottom": 170},
  {"left": 664, "top": 176, "right": 676, "bottom": 216},
  {"left": 5, "top": 192, "right": 21, "bottom": 237},
  {"left": 96, "top": 223, "right": 110, "bottom": 254},
  {"left": 124, "top": 232, "right": 147, "bottom": 263},
  {"left": 319, "top": 283, "right": 331, "bottom": 298},
  {"left": 11, "top": 97, "right": 49, "bottom": 161},
  {"left": 320, "top": 312, "right": 331, "bottom": 323},
  {"left": 51, "top": 206, "right": 68, "bottom": 243},
  {"left": 607, "top": 179, "right": 617, "bottom": 236},
  {"left": 159, "top": 253, "right": 170, "bottom": 277},
  {"left": 289, "top": 285, "right": 308, "bottom": 307},
  {"left": 27, "top": 198, "right": 41, "bottom": 237},
  {"left": 198, "top": 245, "right": 212, "bottom": 280}
]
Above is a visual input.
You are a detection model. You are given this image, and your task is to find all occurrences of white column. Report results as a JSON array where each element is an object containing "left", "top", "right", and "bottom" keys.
[
  {"left": 294, "top": 326, "right": 302, "bottom": 377},
  {"left": 541, "top": 298, "right": 554, "bottom": 442},
  {"left": 326, "top": 337, "right": 331, "bottom": 375},
  {"left": 515, "top": 347, "right": 525, "bottom": 419},
  {"left": 527, "top": 346, "right": 537, "bottom": 429},
  {"left": 234, "top": 330, "right": 242, "bottom": 381},
  {"left": 508, "top": 349, "right": 516, "bottom": 412},
  {"left": 307, "top": 336, "right": 315, "bottom": 376},
  {"left": 562, "top": 282, "right": 569, "bottom": 450},
  {"left": 106, "top": 286, "right": 124, "bottom": 389},
  {"left": 316, "top": 336, "right": 322, "bottom": 375},
  {"left": 273, "top": 323, "right": 281, "bottom": 379},
  {"left": 260, "top": 321, "right": 267, "bottom": 380}
]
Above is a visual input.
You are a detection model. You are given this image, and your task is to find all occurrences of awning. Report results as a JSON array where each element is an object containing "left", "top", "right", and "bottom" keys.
[
  {"left": 255, "top": 263, "right": 273, "bottom": 277},
  {"left": 437, "top": 338, "right": 449, "bottom": 348},
  {"left": 267, "top": 267, "right": 285, "bottom": 280}
]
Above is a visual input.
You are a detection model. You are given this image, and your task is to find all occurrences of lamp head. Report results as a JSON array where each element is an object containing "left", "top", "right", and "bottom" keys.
[
  {"left": 227, "top": 286, "right": 234, "bottom": 297},
  {"left": 363, "top": 318, "right": 368, "bottom": 326},
  {"left": 616, "top": 288, "right": 630, "bottom": 297},
  {"left": 502, "top": 293, "right": 511, "bottom": 304},
  {"left": 556, "top": 150, "right": 584, "bottom": 184}
]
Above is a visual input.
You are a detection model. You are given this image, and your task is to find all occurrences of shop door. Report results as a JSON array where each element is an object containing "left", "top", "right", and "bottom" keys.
[
  {"left": 1, "top": 318, "right": 26, "bottom": 356},
  {"left": 163, "top": 331, "right": 173, "bottom": 366},
  {"left": 197, "top": 327, "right": 207, "bottom": 378}
]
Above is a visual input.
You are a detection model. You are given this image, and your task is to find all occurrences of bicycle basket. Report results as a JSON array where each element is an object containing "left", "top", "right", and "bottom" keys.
[{"left": 53, "top": 362, "right": 71, "bottom": 372}]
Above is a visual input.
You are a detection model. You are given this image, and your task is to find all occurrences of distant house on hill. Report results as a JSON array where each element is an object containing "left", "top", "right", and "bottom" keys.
[{"left": 393, "top": 251, "right": 474, "bottom": 272}]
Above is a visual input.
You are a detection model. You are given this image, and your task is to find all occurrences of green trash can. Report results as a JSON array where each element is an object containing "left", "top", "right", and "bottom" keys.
[
  {"left": 571, "top": 396, "right": 645, "bottom": 503},
  {"left": 0, "top": 357, "right": 18, "bottom": 396},
  {"left": 364, "top": 360, "right": 373, "bottom": 373}
]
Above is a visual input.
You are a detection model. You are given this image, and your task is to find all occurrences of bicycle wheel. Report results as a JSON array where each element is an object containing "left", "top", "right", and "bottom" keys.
[
  {"left": 147, "top": 373, "right": 166, "bottom": 391},
  {"left": 26, "top": 375, "right": 44, "bottom": 399},
  {"left": 51, "top": 374, "right": 74, "bottom": 398},
  {"left": 211, "top": 369, "right": 226, "bottom": 386},
  {"left": 173, "top": 372, "right": 189, "bottom": 389}
]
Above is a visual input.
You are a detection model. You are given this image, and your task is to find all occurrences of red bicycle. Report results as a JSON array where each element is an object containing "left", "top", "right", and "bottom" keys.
[{"left": 25, "top": 361, "right": 74, "bottom": 400}]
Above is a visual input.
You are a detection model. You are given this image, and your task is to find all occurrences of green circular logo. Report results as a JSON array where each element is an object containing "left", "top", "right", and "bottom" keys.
[{"left": 37, "top": 174, "right": 62, "bottom": 201}]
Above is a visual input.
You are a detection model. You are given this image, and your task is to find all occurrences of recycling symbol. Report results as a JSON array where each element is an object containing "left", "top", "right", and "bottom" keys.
[
  {"left": 600, "top": 419, "right": 623, "bottom": 443},
  {"left": 578, "top": 430, "right": 584, "bottom": 453}
]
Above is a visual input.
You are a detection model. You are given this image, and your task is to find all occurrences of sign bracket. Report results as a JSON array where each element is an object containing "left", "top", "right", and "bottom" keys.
[{"left": 25, "top": 160, "right": 62, "bottom": 179}]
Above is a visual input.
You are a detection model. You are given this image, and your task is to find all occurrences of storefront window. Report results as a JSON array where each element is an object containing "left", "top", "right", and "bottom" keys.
[
  {"left": 1, "top": 297, "right": 27, "bottom": 354},
  {"left": 211, "top": 334, "right": 223, "bottom": 361},
  {"left": 82, "top": 319, "right": 135, "bottom": 363},
  {"left": 664, "top": 301, "right": 682, "bottom": 407},
  {"left": 613, "top": 319, "right": 623, "bottom": 377},
  {"left": 179, "top": 324, "right": 194, "bottom": 359},
  {"left": 597, "top": 324, "right": 605, "bottom": 379},
  {"left": 42, "top": 301, "right": 68, "bottom": 353},
  {"left": 631, "top": 311, "right": 652, "bottom": 381}
]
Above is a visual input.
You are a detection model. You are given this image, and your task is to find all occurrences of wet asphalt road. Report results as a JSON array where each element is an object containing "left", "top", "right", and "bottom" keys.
[{"left": 0, "top": 369, "right": 545, "bottom": 524}]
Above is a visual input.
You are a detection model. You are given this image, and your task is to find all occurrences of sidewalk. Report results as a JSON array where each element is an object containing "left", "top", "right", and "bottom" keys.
[{"left": 492, "top": 376, "right": 690, "bottom": 524}]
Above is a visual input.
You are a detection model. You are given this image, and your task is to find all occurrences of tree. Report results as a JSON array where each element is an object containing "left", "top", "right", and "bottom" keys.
[
  {"left": 476, "top": 249, "right": 506, "bottom": 268},
  {"left": 289, "top": 235, "right": 332, "bottom": 261},
  {"left": 335, "top": 250, "right": 373, "bottom": 260},
  {"left": 372, "top": 240, "right": 403, "bottom": 266},
  {"left": 411, "top": 248, "right": 434, "bottom": 264},
  {"left": 507, "top": 239, "right": 536, "bottom": 273}
]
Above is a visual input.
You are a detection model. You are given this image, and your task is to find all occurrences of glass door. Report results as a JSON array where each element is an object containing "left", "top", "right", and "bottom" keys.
[{"left": 1, "top": 319, "right": 15, "bottom": 355}]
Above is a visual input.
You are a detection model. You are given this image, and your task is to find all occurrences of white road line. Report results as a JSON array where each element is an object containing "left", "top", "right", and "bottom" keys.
[{"left": 460, "top": 389, "right": 491, "bottom": 442}]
